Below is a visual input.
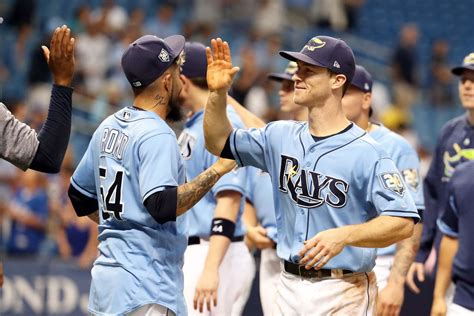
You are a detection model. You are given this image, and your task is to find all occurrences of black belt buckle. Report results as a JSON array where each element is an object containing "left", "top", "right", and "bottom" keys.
[
  {"left": 298, "top": 265, "right": 322, "bottom": 278},
  {"left": 284, "top": 260, "right": 341, "bottom": 278}
]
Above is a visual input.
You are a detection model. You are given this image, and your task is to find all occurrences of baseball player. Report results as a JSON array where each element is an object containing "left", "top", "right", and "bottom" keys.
[
  {"left": 269, "top": 61, "right": 308, "bottom": 121},
  {"left": 244, "top": 166, "right": 278, "bottom": 315},
  {"left": 68, "top": 35, "right": 236, "bottom": 316},
  {"left": 177, "top": 42, "right": 254, "bottom": 315},
  {"left": 341, "top": 65, "right": 425, "bottom": 316},
  {"left": 407, "top": 52, "right": 474, "bottom": 294},
  {"left": 431, "top": 160, "right": 474, "bottom": 316},
  {"left": 203, "top": 36, "right": 419, "bottom": 315},
  {"left": 242, "top": 62, "right": 303, "bottom": 315},
  {"left": 0, "top": 25, "right": 75, "bottom": 288}
]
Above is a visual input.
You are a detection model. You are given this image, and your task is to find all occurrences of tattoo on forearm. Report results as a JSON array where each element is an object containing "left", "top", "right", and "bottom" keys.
[
  {"left": 177, "top": 168, "right": 220, "bottom": 216},
  {"left": 390, "top": 236, "right": 419, "bottom": 282}
]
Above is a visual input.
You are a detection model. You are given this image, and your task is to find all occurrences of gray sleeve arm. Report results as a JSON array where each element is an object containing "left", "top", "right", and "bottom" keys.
[{"left": 0, "top": 103, "right": 39, "bottom": 170}]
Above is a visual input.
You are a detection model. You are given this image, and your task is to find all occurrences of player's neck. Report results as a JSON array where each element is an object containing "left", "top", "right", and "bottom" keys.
[
  {"left": 307, "top": 101, "right": 350, "bottom": 137},
  {"left": 190, "top": 89, "right": 209, "bottom": 113},
  {"left": 133, "top": 95, "right": 168, "bottom": 120},
  {"left": 467, "top": 109, "right": 474, "bottom": 126},
  {"left": 294, "top": 107, "right": 308, "bottom": 121},
  {"left": 354, "top": 115, "right": 370, "bottom": 131}
]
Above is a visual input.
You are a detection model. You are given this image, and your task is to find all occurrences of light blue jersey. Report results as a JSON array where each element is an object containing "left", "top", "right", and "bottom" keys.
[
  {"left": 370, "top": 124, "right": 424, "bottom": 256},
  {"left": 246, "top": 166, "right": 277, "bottom": 242},
  {"left": 178, "top": 107, "right": 246, "bottom": 238},
  {"left": 228, "top": 121, "right": 419, "bottom": 272},
  {"left": 71, "top": 107, "right": 188, "bottom": 315}
]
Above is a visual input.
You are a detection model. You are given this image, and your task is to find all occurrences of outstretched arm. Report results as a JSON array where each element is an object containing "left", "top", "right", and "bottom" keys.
[
  {"left": 204, "top": 38, "right": 240, "bottom": 156},
  {"left": 176, "top": 159, "right": 236, "bottom": 216},
  {"left": 299, "top": 216, "right": 414, "bottom": 270},
  {"left": 227, "top": 95, "right": 266, "bottom": 129},
  {"left": 29, "top": 25, "right": 76, "bottom": 173}
]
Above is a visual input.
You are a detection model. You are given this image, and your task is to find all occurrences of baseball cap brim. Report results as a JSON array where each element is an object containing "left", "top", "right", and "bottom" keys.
[
  {"left": 279, "top": 51, "right": 327, "bottom": 69},
  {"left": 164, "top": 35, "right": 186, "bottom": 60},
  {"left": 452, "top": 65, "right": 474, "bottom": 76},
  {"left": 268, "top": 73, "right": 293, "bottom": 82}
]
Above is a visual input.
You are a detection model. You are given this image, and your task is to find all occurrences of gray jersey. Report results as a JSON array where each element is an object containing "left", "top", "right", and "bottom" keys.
[{"left": 0, "top": 103, "right": 39, "bottom": 170}]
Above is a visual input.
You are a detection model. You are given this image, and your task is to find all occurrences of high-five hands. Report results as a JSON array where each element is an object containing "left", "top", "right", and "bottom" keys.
[
  {"left": 205, "top": 38, "right": 240, "bottom": 92},
  {"left": 42, "top": 25, "right": 75, "bottom": 86}
]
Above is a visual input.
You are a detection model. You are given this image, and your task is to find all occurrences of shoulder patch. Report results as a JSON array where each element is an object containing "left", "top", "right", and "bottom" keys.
[
  {"left": 379, "top": 172, "right": 405, "bottom": 196},
  {"left": 401, "top": 168, "right": 419, "bottom": 191}
]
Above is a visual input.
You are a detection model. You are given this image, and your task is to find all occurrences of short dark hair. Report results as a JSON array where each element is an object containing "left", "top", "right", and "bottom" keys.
[
  {"left": 132, "top": 86, "right": 145, "bottom": 97},
  {"left": 189, "top": 77, "right": 208, "bottom": 90}
]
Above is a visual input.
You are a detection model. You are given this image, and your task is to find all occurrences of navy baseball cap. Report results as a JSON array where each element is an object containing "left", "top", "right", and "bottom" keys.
[
  {"left": 121, "top": 34, "right": 185, "bottom": 88},
  {"left": 452, "top": 52, "right": 474, "bottom": 76},
  {"left": 268, "top": 61, "right": 297, "bottom": 82},
  {"left": 279, "top": 36, "right": 356, "bottom": 83},
  {"left": 181, "top": 42, "right": 208, "bottom": 78},
  {"left": 350, "top": 65, "right": 373, "bottom": 93}
]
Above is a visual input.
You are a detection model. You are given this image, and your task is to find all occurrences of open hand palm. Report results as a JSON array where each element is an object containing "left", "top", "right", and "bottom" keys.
[{"left": 206, "top": 38, "right": 239, "bottom": 91}]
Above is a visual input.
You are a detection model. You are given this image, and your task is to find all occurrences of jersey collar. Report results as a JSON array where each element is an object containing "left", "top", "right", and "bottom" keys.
[{"left": 299, "top": 121, "right": 366, "bottom": 153}]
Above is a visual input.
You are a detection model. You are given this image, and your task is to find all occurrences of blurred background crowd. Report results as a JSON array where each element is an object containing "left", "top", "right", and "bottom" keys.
[{"left": 0, "top": 0, "right": 471, "bottom": 291}]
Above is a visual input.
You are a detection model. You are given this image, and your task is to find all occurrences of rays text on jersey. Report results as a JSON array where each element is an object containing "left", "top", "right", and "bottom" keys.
[{"left": 278, "top": 155, "right": 349, "bottom": 208}]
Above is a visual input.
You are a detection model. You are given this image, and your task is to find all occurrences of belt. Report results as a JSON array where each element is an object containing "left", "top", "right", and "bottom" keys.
[
  {"left": 188, "top": 235, "right": 244, "bottom": 245},
  {"left": 284, "top": 260, "right": 353, "bottom": 278}
]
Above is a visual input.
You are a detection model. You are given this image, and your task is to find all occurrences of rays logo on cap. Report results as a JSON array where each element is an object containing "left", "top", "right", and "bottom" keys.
[
  {"left": 304, "top": 37, "right": 326, "bottom": 52},
  {"left": 158, "top": 48, "right": 170, "bottom": 62},
  {"left": 364, "top": 83, "right": 370, "bottom": 90},
  {"left": 379, "top": 172, "right": 405, "bottom": 196}
]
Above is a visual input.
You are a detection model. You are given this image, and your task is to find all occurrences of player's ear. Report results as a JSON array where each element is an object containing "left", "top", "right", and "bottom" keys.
[
  {"left": 180, "top": 75, "right": 190, "bottom": 89},
  {"left": 362, "top": 92, "right": 372, "bottom": 111},
  {"left": 162, "top": 71, "right": 172, "bottom": 93},
  {"left": 331, "top": 74, "right": 346, "bottom": 90}
]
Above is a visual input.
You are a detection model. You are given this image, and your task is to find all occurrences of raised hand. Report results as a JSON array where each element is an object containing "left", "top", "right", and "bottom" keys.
[
  {"left": 42, "top": 25, "right": 75, "bottom": 86},
  {"left": 206, "top": 38, "right": 240, "bottom": 92}
]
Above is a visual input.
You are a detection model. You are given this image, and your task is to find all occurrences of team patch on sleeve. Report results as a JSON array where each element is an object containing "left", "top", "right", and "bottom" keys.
[
  {"left": 401, "top": 169, "right": 419, "bottom": 191},
  {"left": 379, "top": 172, "right": 406, "bottom": 196}
]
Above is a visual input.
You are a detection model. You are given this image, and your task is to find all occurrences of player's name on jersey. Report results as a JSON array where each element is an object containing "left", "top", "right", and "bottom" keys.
[{"left": 100, "top": 128, "right": 129, "bottom": 160}]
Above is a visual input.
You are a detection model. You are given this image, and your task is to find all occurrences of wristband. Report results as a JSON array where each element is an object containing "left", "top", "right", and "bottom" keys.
[{"left": 210, "top": 217, "right": 236, "bottom": 240}]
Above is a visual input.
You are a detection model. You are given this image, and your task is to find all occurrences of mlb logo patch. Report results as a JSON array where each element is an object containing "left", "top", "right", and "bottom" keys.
[
  {"left": 158, "top": 49, "right": 170, "bottom": 62},
  {"left": 379, "top": 172, "right": 405, "bottom": 196}
]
